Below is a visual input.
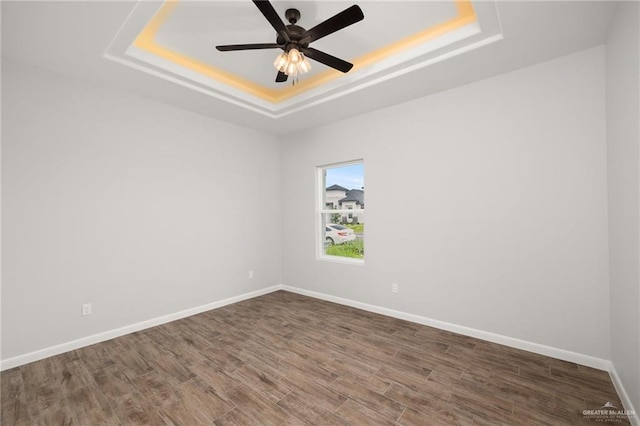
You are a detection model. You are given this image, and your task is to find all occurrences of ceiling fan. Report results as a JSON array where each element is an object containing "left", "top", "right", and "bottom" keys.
[{"left": 216, "top": 0, "right": 364, "bottom": 83}]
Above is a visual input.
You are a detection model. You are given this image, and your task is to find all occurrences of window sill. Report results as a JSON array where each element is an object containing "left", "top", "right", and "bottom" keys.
[{"left": 317, "top": 255, "right": 364, "bottom": 266}]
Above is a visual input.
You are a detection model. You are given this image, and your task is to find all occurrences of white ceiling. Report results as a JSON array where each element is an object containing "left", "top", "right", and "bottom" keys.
[{"left": 1, "top": 1, "right": 617, "bottom": 136}]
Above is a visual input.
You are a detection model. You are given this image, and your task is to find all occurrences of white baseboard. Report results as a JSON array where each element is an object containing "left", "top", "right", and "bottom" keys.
[
  {"left": 0, "top": 285, "right": 282, "bottom": 371},
  {"left": 610, "top": 365, "right": 639, "bottom": 426},
  {"left": 280, "top": 285, "right": 612, "bottom": 371}
]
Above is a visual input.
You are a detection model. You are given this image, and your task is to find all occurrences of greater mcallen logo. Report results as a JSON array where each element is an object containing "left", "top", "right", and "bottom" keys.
[{"left": 583, "top": 401, "right": 636, "bottom": 423}]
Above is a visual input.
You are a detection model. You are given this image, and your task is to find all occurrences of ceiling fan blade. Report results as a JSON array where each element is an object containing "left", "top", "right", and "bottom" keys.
[
  {"left": 302, "top": 47, "right": 353, "bottom": 73},
  {"left": 301, "top": 5, "right": 364, "bottom": 44},
  {"left": 216, "top": 43, "right": 281, "bottom": 51},
  {"left": 252, "top": 0, "right": 291, "bottom": 43},
  {"left": 275, "top": 71, "right": 288, "bottom": 83}
]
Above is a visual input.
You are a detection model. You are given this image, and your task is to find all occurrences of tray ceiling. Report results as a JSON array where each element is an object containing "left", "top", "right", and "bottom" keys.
[{"left": 105, "top": 1, "right": 502, "bottom": 118}]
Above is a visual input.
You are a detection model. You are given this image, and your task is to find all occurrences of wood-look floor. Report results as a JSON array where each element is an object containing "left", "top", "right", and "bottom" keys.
[{"left": 1, "top": 290, "right": 628, "bottom": 425}]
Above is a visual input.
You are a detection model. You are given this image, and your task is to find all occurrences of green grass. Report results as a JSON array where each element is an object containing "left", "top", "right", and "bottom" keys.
[
  {"left": 326, "top": 240, "right": 364, "bottom": 259},
  {"left": 344, "top": 224, "right": 364, "bottom": 233}
]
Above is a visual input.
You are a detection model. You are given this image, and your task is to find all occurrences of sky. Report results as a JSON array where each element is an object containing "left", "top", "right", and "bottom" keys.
[{"left": 326, "top": 163, "right": 364, "bottom": 190}]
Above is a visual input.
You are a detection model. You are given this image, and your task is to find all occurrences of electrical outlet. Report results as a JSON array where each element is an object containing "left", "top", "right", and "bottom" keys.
[
  {"left": 82, "top": 303, "right": 92, "bottom": 316},
  {"left": 391, "top": 283, "right": 398, "bottom": 294},
  {"left": 248, "top": 270, "right": 254, "bottom": 279}
]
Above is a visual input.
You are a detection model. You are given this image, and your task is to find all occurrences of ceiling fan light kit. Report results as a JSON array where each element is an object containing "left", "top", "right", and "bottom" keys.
[
  {"left": 216, "top": 1, "right": 364, "bottom": 83},
  {"left": 273, "top": 47, "right": 312, "bottom": 78}
]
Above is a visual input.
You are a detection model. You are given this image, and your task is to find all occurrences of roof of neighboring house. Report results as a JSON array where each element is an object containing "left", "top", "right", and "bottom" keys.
[
  {"left": 339, "top": 189, "right": 364, "bottom": 205},
  {"left": 326, "top": 184, "right": 349, "bottom": 192}
]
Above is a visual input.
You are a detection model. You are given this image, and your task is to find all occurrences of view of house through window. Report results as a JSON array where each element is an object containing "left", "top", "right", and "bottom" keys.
[{"left": 318, "top": 161, "right": 364, "bottom": 261}]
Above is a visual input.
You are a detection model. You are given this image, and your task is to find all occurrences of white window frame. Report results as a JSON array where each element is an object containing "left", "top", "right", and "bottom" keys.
[{"left": 316, "top": 160, "right": 364, "bottom": 265}]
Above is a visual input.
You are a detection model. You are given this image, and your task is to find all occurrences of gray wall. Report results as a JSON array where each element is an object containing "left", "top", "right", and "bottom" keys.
[
  {"left": 1, "top": 60, "right": 282, "bottom": 360},
  {"left": 282, "top": 47, "right": 610, "bottom": 360},
  {"left": 606, "top": 1, "right": 640, "bottom": 412}
]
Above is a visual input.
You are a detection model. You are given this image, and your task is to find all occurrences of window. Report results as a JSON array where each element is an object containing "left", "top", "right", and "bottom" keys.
[{"left": 317, "top": 161, "right": 364, "bottom": 263}]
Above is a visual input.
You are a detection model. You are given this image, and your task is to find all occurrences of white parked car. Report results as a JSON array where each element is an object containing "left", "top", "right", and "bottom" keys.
[{"left": 325, "top": 224, "right": 356, "bottom": 244}]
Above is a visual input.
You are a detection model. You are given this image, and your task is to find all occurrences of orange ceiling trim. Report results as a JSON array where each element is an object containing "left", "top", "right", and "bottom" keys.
[{"left": 133, "top": 0, "right": 477, "bottom": 104}]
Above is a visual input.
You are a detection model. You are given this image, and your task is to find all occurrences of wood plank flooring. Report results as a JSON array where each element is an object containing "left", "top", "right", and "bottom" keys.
[{"left": 1, "top": 290, "right": 629, "bottom": 425}]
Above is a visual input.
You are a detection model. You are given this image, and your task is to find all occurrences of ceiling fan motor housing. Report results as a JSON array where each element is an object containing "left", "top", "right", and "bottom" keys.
[{"left": 277, "top": 9, "right": 308, "bottom": 50}]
